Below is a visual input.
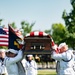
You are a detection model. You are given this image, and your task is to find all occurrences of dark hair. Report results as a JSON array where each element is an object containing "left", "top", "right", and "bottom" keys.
[{"left": 26, "top": 55, "right": 28, "bottom": 61}]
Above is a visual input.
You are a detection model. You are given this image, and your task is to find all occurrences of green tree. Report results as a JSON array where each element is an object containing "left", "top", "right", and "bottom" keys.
[
  {"left": 51, "top": 23, "right": 68, "bottom": 45},
  {"left": 10, "top": 22, "right": 17, "bottom": 29},
  {"left": 62, "top": 0, "right": 75, "bottom": 49},
  {"left": 0, "top": 19, "right": 3, "bottom": 25},
  {"left": 21, "top": 21, "right": 35, "bottom": 36},
  {"left": 44, "top": 29, "right": 51, "bottom": 35}
]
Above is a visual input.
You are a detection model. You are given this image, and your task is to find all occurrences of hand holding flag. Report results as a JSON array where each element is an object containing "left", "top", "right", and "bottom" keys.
[{"left": 51, "top": 37, "right": 59, "bottom": 53}]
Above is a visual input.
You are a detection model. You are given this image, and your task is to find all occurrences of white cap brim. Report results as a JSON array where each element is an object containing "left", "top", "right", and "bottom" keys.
[
  {"left": 7, "top": 49, "right": 18, "bottom": 54},
  {"left": 0, "top": 49, "right": 5, "bottom": 52},
  {"left": 58, "top": 42, "right": 66, "bottom": 49},
  {"left": 27, "top": 55, "right": 33, "bottom": 57}
]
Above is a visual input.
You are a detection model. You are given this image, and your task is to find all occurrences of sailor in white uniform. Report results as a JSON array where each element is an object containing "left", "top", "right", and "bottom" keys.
[
  {"left": 4, "top": 49, "right": 24, "bottom": 75},
  {"left": 0, "top": 49, "right": 8, "bottom": 75},
  {"left": 25, "top": 55, "right": 37, "bottom": 75},
  {"left": 51, "top": 42, "right": 75, "bottom": 75}
]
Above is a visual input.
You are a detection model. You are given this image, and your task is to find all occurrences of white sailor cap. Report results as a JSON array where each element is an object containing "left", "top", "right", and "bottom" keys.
[
  {"left": 6, "top": 49, "right": 18, "bottom": 54},
  {"left": 58, "top": 42, "right": 67, "bottom": 49},
  {"left": 0, "top": 49, "right": 5, "bottom": 52},
  {"left": 27, "top": 54, "right": 33, "bottom": 57}
]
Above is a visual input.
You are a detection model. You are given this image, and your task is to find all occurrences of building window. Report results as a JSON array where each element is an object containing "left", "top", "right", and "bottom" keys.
[{"left": 31, "top": 43, "right": 45, "bottom": 50}]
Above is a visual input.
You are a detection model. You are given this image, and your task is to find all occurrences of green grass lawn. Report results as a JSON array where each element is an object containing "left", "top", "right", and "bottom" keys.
[{"left": 38, "top": 69, "right": 57, "bottom": 75}]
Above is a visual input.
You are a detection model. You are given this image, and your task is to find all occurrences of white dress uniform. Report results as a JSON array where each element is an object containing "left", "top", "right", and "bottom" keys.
[
  {"left": 21, "top": 58, "right": 27, "bottom": 75},
  {"left": 25, "top": 60, "right": 37, "bottom": 75},
  {"left": 4, "top": 50, "right": 23, "bottom": 75},
  {"left": 0, "top": 59, "right": 8, "bottom": 75},
  {"left": 21, "top": 58, "right": 26, "bottom": 69},
  {"left": 51, "top": 50, "right": 75, "bottom": 75}
]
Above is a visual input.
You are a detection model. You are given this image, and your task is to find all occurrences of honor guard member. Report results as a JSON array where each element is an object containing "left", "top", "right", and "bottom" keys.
[
  {"left": 4, "top": 49, "right": 24, "bottom": 75},
  {"left": 51, "top": 42, "right": 75, "bottom": 75},
  {"left": 0, "top": 49, "right": 8, "bottom": 75},
  {"left": 25, "top": 55, "right": 37, "bottom": 75},
  {"left": 21, "top": 57, "right": 26, "bottom": 70}
]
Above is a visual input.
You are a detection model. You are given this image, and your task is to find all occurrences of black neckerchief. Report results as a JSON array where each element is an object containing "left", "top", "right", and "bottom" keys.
[
  {"left": 0, "top": 57, "right": 4, "bottom": 62},
  {"left": 62, "top": 50, "right": 73, "bottom": 62}
]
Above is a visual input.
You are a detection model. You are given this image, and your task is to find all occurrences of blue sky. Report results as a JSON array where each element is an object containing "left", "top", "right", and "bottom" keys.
[{"left": 0, "top": 0, "right": 72, "bottom": 31}]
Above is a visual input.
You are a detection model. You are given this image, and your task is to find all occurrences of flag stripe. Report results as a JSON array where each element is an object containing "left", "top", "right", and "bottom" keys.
[
  {"left": 0, "top": 38, "right": 8, "bottom": 42},
  {"left": 26, "top": 31, "right": 48, "bottom": 37},
  {"left": 0, "top": 34, "right": 8, "bottom": 38},
  {"left": 0, "top": 42, "right": 8, "bottom": 46}
]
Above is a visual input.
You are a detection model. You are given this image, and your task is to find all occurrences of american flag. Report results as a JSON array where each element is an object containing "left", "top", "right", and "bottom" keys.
[
  {"left": 0, "top": 26, "right": 8, "bottom": 46},
  {"left": 0, "top": 26, "right": 23, "bottom": 47}
]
